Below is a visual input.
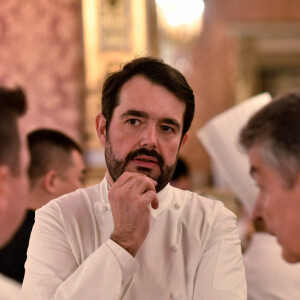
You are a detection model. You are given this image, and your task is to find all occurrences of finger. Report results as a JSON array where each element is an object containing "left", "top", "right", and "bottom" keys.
[
  {"left": 141, "top": 190, "right": 159, "bottom": 210},
  {"left": 117, "top": 172, "right": 157, "bottom": 195},
  {"left": 135, "top": 178, "right": 157, "bottom": 194},
  {"left": 128, "top": 172, "right": 157, "bottom": 188},
  {"left": 115, "top": 171, "right": 157, "bottom": 188},
  {"left": 151, "top": 197, "right": 159, "bottom": 210}
]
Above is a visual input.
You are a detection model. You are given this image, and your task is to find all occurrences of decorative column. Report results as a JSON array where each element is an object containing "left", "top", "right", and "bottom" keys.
[{"left": 81, "top": 0, "right": 157, "bottom": 186}]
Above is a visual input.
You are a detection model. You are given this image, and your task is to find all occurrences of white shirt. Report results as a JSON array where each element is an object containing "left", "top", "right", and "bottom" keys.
[
  {"left": 22, "top": 177, "right": 246, "bottom": 300},
  {"left": 244, "top": 232, "right": 300, "bottom": 300},
  {"left": 0, "top": 273, "right": 21, "bottom": 300}
]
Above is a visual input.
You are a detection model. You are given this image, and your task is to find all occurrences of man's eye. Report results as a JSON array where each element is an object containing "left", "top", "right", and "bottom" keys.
[
  {"left": 127, "top": 119, "right": 140, "bottom": 126},
  {"left": 161, "top": 125, "right": 174, "bottom": 132}
]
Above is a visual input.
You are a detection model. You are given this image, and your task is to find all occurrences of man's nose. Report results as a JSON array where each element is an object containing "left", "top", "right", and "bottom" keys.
[
  {"left": 252, "top": 196, "right": 264, "bottom": 220},
  {"left": 140, "top": 125, "right": 158, "bottom": 149}
]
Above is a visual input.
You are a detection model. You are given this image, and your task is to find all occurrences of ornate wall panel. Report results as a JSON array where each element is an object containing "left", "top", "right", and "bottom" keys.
[
  {"left": 0, "top": 0, "right": 84, "bottom": 142},
  {"left": 82, "top": 0, "right": 154, "bottom": 185}
]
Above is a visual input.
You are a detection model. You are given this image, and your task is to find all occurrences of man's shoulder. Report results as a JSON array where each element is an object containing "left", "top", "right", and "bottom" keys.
[
  {"left": 36, "top": 182, "right": 104, "bottom": 221},
  {"left": 0, "top": 273, "right": 21, "bottom": 300},
  {"left": 169, "top": 186, "right": 237, "bottom": 225},
  {"left": 165, "top": 187, "right": 239, "bottom": 248},
  {"left": 172, "top": 187, "right": 229, "bottom": 211}
]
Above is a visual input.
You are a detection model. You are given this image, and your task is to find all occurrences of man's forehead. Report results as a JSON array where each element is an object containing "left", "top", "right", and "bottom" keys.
[
  {"left": 118, "top": 79, "right": 184, "bottom": 109},
  {"left": 119, "top": 75, "right": 184, "bottom": 103}
]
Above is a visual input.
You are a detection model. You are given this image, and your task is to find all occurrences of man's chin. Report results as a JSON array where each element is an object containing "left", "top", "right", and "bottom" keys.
[
  {"left": 136, "top": 166, "right": 155, "bottom": 176},
  {"left": 282, "top": 248, "right": 300, "bottom": 263},
  {"left": 125, "top": 165, "right": 159, "bottom": 179}
]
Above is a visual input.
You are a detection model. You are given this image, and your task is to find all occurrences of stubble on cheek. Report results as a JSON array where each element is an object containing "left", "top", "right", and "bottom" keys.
[{"left": 104, "top": 133, "right": 179, "bottom": 191}]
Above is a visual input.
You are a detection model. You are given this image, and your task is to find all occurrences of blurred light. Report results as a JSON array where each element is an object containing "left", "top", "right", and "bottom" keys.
[{"left": 155, "top": 0, "right": 204, "bottom": 43}]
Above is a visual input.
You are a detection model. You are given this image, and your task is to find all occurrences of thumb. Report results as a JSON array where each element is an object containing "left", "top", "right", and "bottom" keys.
[
  {"left": 151, "top": 196, "right": 159, "bottom": 210},
  {"left": 142, "top": 190, "right": 159, "bottom": 210}
]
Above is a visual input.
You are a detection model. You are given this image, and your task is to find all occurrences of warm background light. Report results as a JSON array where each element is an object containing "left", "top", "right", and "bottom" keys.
[{"left": 155, "top": 0, "right": 205, "bottom": 43}]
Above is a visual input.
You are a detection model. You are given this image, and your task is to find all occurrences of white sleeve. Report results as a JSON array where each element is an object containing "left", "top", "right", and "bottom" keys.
[
  {"left": 22, "top": 208, "right": 139, "bottom": 300},
  {"left": 193, "top": 207, "right": 247, "bottom": 300}
]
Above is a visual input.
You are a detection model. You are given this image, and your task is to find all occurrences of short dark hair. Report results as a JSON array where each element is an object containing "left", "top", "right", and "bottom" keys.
[
  {"left": 0, "top": 87, "right": 27, "bottom": 175},
  {"left": 102, "top": 56, "right": 195, "bottom": 137},
  {"left": 239, "top": 91, "right": 300, "bottom": 187},
  {"left": 28, "top": 129, "right": 82, "bottom": 187}
]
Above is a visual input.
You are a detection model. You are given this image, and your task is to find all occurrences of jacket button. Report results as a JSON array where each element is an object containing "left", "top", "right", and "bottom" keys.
[
  {"left": 170, "top": 291, "right": 181, "bottom": 299},
  {"left": 170, "top": 244, "right": 178, "bottom": 252},
  {"left": 100, "top": 205, "right": 109, "bottom": 212},
  {"left": 174, "top": 202, "right": 180, "bottom": 209}
]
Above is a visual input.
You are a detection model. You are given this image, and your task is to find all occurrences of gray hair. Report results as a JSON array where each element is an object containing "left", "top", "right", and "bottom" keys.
[{"left": 239, "top": 91, "right": 300, "bottom": 187}]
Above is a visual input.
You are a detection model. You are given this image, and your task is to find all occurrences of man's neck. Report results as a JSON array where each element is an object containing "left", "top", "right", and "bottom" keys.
[
  {"left": 27, "top": 187, "right": 52, "bottom": 210},
  {"left": 105, "top": 172, "right": 113, "bottom": 190}
]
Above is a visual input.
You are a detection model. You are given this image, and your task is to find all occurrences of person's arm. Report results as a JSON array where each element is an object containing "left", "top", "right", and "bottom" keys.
[
  {"left": 22, "top": 206, "right": 139, "bottom": 300},
  {"left": 193, "top": 206, "right": 247, "bottom": 299},
  {"left": 108, "top": 172, "right": 159, "bottom": 256}
]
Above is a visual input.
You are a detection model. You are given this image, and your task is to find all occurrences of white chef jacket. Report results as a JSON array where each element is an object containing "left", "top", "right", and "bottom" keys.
[
  {"left": 22, "top": 176, "right": 246, "bottom": 300},
  {"left": 0, "top": 273, "right": 21, "bottom": 300},
  {"left": 244, "top": 232, "right": 300, "bottom": 300}
]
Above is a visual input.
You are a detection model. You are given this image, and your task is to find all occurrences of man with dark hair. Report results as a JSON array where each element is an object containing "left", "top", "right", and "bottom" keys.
[
  {"left": 0, "top": 87, "right": 29, "bottom": 299},
  {"left": 23, "top": 57, "right": 246, "bottom": 300},
  {"left": 0, "top": 128, "right": 85, "bottom": 283},
  {"left": 239, "top": 91, "right": 300, "bottom": 263},
  {"left": 27, "top": 128, "right": 85, "bottom": 204}
]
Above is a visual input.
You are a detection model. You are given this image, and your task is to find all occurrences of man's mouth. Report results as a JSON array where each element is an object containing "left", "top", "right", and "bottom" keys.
[{"left": 131, "top": 155, "right": 158, "bottom": 168}]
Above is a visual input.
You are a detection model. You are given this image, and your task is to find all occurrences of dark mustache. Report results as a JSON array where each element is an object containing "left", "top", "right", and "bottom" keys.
[{"left": 125, "top": 148, "right": 164, "bottom": 167}]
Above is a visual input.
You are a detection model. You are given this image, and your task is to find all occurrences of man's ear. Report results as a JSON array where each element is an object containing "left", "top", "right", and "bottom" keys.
[
  {"left": 42, "top": 170, "right": 58, "bottom": 195},
  {"left": 180, "top": 132, "right": 189, "bottom": 148},
  {"left": 0, "top": 165, "right": 10, "bottom": 212},
  {"left": 95, "top": 113, "right": 107, "bottom": 147}
]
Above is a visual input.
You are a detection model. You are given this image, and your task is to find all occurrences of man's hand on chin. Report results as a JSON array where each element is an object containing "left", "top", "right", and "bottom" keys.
[{"left": 108, "top": 171, "right": 159, "bottom": 256}]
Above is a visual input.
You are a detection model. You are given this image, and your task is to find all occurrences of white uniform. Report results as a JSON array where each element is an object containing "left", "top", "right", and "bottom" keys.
[
  {"left": 0, "top": 273, "right": 21, "bottom": 300},
  {"left": 244, "top": 232, "right": 300, "bottom": 300},
  {"left": 22, "top": 176, "right": 246, "bottom": 300}
]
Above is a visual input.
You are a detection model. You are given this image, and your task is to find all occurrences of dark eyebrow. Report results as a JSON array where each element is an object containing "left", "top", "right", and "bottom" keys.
[
  {"left": 121, "top": 110, "right": 181, "bottom": 130},
  {"left": 161, "top": 118, "right": 181, "bottom": 130},
  {"left": 121, "top": 110, "right": 148, "bottom": 119}
]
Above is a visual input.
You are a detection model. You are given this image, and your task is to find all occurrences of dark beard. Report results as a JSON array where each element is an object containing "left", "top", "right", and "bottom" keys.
[{"left": 105, "top": 136, "right": 177, "bottom": 192}]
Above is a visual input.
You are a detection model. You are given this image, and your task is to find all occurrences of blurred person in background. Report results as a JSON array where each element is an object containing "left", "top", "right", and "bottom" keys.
[
  {"left": 0, "top": 128, "right": 85, "bottom": 283},
  {"left": 243, "top": 218, "right": 300, "bottom": 299},
  {"left": 240, "top": 91, "right": 300, "bottom": 263},
  {"left": 170, "top": 156, "right": 193, "bottom": 190},
  {"left": 0, "top": 87, "right": 28, "bottom": 300}
]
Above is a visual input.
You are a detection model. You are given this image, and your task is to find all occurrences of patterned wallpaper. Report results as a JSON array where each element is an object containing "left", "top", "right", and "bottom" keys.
[{"left": 0, "top": 0, "right": 84, "bottom": 143}]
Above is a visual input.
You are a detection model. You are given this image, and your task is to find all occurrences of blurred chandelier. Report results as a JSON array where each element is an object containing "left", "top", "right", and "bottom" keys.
[{"left": 155, "top": 0, "right": 205, "bottom": 44}]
